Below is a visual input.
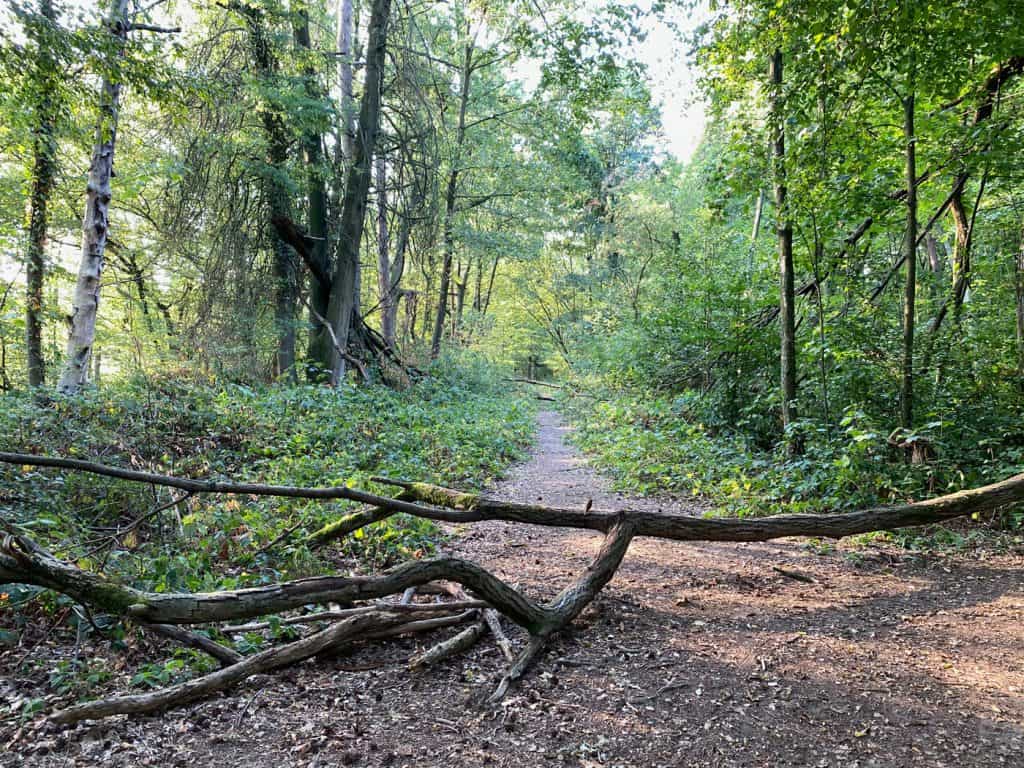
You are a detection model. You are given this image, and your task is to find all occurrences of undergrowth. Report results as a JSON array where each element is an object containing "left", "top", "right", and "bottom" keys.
[
  {"left": 1, "top": 367, "right": 535, "bottom": 615},
  {"left": 562, "top": 385, "right": 1024, "bottom": 536}
]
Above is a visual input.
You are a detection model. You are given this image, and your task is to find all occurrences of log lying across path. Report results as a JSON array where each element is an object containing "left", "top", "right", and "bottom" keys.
[{"left": 1, "top": 451, "right": 1021, "bottom": 724}]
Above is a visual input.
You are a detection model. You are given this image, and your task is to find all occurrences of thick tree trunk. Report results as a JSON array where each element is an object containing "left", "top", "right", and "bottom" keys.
[
  {"left": 324, "top": 0, "right": 391, "bottom": 382},
  {"left": 900, "top": 71, "right": 918, "bottom": 431},
  {"left": 56, "top": 0, "right": 130, "bottom": 394},
  {"left": 25, "top": 0, "right": 59, "bottom": 388},
  {"left": 430, "top": 41, "right": 473, "bottom": 359},
  {"left": 769, "top": 49, "right": 799, "bottom": 451}
]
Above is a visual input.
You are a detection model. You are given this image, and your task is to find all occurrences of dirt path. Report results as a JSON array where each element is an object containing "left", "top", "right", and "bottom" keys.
[{"left": 5, "top": 411, "right": 1024, "bottom": 767}]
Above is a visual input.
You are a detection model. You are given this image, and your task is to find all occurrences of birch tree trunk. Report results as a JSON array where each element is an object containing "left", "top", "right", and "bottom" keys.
[
  {"left": 57, "top": 0, "right": 130, "bottom": 394},
  {"left": 25, "top": 0, "right": 59, "bottom": 388}
]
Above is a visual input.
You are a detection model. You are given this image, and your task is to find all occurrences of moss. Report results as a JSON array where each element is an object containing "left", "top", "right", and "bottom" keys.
[{"left": 409, "top": 483, "right": 479, "bottom": 510}]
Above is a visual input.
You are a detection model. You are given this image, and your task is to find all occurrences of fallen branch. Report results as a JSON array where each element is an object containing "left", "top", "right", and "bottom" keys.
[
  {"left": 772, "top": 566, "right": 816, "bottom": 584},
  {"left": 506, "top": 378, "right": 563, "bottom": 389},
  {"left": 484, "top": 609, "right": 515, "bottom": 662},
  {"left": 410, "top": 616, "right": 488, "bottom": 669},
  {"left": 144, "top": 623, "right": 242, "bottom": 667},
  {"left": 3, "top": 452, "right": 1022, "bottom": 720},
  {"left": 220, "top": 600, "right": 488, "bottom": 634},
  {"left": 49, "top": 610, "right": 408, "bottom": 725}
]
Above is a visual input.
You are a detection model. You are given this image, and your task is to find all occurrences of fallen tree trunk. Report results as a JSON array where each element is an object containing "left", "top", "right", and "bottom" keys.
[{"left": 2, "top": 452, "right": 1022, "bottom": 722}]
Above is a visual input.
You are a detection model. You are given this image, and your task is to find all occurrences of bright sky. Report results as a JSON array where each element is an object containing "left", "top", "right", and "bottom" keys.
[{"left": 634, "top": 0, "right": 710, "bottom": 161}]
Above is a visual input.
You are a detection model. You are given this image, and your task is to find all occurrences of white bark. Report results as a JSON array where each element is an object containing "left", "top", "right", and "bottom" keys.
[{"left": 57, "top": 0, "right": 130, "bottom": 394}]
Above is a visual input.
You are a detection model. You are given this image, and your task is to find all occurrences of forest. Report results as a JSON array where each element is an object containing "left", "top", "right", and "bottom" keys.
[{"left": 0, "top": 0, "right": 1022, "bottom": 765}]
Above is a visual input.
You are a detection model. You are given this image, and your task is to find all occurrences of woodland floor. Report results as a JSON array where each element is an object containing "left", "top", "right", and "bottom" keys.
[{"left": 3, "top": 411, "right": 1024, "bottom": 767}]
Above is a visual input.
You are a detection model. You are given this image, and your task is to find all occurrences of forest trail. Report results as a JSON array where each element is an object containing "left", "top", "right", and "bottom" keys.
[{"left": 12, "top": 412, "right": 1024, "bottom": 768}]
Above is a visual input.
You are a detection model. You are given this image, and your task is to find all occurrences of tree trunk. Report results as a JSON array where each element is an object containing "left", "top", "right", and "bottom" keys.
[
  {"left": 900, "top": 62, "right": 918, "bottom": 432},
  {"left": 324, "top": 0, "right": 391, "bottom": 383},
  {"left": 1016, "top": 225, "right": 1024, "bottom": 383},
  {"left": 386, "top": 187, "right": 415, "bottom": 349},
  {"left": 949, "top": 183, "right": 971, "bottom": 325},
  {"left": 56, "top": 0, "right": 130, "bottom": 394},
  {"left": 337, "top": 0, "right": 355, "bottom": 166},
  {"left": 430, "top": 41, "right": 473, "bottom": 359},
  {"left": 242, "top": 6, "right": 298, "bottom": 380},
  {"left": 375, "top": 153, "right": 397, "bottom": 347},
  {"left": 770, "top": 49, "right": 799, "bottom": 451},
  {"left": 482, "top": 256, "right": 499, "bottom": 316},
  {"left": 295, "top": 10, "right": 333, "bottom": 379},
  {"left": 25, "top": 0, "right": 59, "bottom": 388}
]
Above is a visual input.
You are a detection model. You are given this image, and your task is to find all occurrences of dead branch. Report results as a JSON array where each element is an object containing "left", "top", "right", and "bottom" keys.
[
  {"left": 3, "top": 452, "right": 1023, "bottom": 720},
  {"left": 484, "top": 609, "right": 515, "bottom": 662},
  {"left": 220, "top": 600, "right": 487, "bottom": 634},
  {"left": 772, "top": 566, "right": 816, "bottom": 584},
  {"left": 143, "top": 623, "right": 242, "bottom": 667},
  {"left": 410, "top": 616, "right": 488, "bottom": 668},
  {"left": 49, "top": 610, "right": 409, "bottom": 725},
  {"left": 506, "top": 378, "right": 563, "bottom": 389}
]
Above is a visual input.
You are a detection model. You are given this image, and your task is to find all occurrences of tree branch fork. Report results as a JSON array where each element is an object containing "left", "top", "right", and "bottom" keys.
[{"left": 1, "top": 452, "right": 1020, "bottom": 724}]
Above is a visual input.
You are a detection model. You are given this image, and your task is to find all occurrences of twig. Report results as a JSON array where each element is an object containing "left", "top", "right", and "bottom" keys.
[
  {"left": 772, "top": 566, "right": 816, "bottom": 584},
  {"left": 256, "top": 514, "right": 309, "bottom": 556},
  {"left": 410, "top": 617, "right": 488, "bottom": 669},
  {"left": 221, "top": 601, "right": 487, "bottom": 634},
  {"left": 484, "top": 609, "right": 515, "bottom": 662}
]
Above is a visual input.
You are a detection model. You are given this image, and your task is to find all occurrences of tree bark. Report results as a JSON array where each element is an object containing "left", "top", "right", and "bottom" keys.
[
  {"left": 25, "top": 0, "right": 59, "bottom": 388},
  {"left": 1017, "top": 225, "right": 1024, "bottom": 383},
  {"left": 770, "top": 49, "right": 799, "bottom": 451},
  {"left": 375, "top": 153, "right": 398, "bottom": 347},
  {"left": 337, "top": 0, "right": 355, "bottom": 166},
  {"left": 56, "top": 0, "right": 130, "bottom": 394},
  {"left": 235, "top": 2, "right": 303, "bottom": 379},
  {"left": 900, "top": 52, "right": 918, "bottom": 432},
  {"left": 324, "top": 0, "right": 391, "bottom": 382}
]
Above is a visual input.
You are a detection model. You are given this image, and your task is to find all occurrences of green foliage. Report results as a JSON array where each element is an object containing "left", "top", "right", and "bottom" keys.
[
  {"left": 0, "top": 368, "right": 535, "bottom": 598},
  {"left": 564, "top": 387, "right": 1024, "bottom": 523}
]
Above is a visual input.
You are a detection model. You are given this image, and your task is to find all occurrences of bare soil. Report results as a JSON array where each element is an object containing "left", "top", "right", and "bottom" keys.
[{"left": 3, "top": 411, "right": 1023, "bottom": 767}]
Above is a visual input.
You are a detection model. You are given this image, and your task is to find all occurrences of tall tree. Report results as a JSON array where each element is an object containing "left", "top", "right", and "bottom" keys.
[
  {"left": 239, "top": 1, "right": 299, "bottom": 379},
  {"left": 293, "top": 4, "right": 332, "bottom": 378},
  {"left": 769, "top": 48, "right": 799, "bottom": 450},
  {"left": 324, "top": 0, "right": 392, "bottom": 381},
  {"left": 899, "top": 13, "right": 917, "bottom": 432},
  {"left": 430, "top": 30, "right": 473, "bottom": 359},
  {"left": 57, "top": 0, "right": 130, "bottom": 394},
  {"left": 24, "top": 0, "right": 60, "bottom": 387}
]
